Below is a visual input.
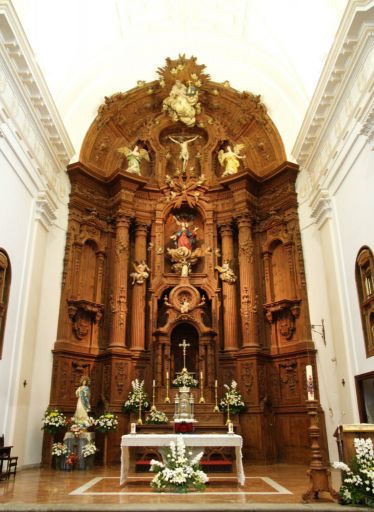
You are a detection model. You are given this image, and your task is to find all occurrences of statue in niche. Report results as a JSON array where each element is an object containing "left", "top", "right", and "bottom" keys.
[
  {"left": 130, "top": 260, "right": 151, "bottom": 285},
  {"left": 218, "top": 144, "right": 246, "bottom": 177},
  {"left": 215, "top": 260, "right": 237, "bottom": 284},
  {"left": 168, "top": 135, "right": 200, "bottom": 173},
  {"left": 117, "top": 145, "right": 150, "bottom": 175},
  {"left": 180, "top": 297, "right": 191, "bottom": 313},
  {"left": 163, "top": 80, "right": 200, "bottom": 127},
  {"left": 167, "top": 214, "right": 202, "bottom": 276},
  {"left": 170, "top": 215, "right": 198, "bottom": 251}
]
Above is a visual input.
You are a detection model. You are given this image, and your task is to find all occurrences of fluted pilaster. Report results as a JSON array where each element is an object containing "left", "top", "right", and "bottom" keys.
[
  {"left": 220, "top": 222, "right": 239, "bottom": 350},
  {"left": 237, "top": 214, "right": 259, "bottom": 348},
  {"left": 130, "top": 221, "right": 148, "bottom": 351},
  {"left": 109, "top": 212, "right": 131, "bottom": 348}
]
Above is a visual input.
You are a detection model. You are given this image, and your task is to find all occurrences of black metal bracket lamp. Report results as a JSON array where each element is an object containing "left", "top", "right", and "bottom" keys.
[{"left": 311, "top": 318, "right": 326, "bottom": 345}]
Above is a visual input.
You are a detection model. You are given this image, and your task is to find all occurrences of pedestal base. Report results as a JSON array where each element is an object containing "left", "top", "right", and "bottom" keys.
[{"left": 302, "top": 467, "right": 340, "bottom": 503}]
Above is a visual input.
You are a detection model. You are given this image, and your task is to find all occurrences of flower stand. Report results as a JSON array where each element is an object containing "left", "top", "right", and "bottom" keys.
[{"left": 63, "top": 432, "right": 95, "bottom": 470}]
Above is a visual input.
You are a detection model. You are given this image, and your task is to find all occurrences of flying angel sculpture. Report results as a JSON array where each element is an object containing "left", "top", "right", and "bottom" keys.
[
  {"left": 218, "top": 144, "right": 246, "bottom": 177},
  {"left": 117, "top": 145, "right": 150, "bottom": 175}
]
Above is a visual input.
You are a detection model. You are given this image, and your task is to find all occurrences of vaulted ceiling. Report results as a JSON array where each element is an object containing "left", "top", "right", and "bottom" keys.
[{"left": 11, "top": 0, "right": 348, "bottom": 161}]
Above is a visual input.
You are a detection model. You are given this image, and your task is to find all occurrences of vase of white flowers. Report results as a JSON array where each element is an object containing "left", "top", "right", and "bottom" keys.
[
  {"left": 150, "top": 435, "right": 208, "bottom": 493},
  {"left": 51, "top": 442, "right": 68, "bottom": 469},
  {"left": 219, "top": 380, "right": 246, "bottom": 415},
  {"left": 81, "top": 441, "right": 97, "bottom": 469},
  {"left": 172, "top": 368, "right": 198, "bottom": 388},
  {"left": 42, "top": 408, "right": 67, "bottom": 436},
  {"left": 333, "top": 437, "right": 374, "bottom": 507},
  {"left": 95, "top": 412, "right": 119, "bottom": 433},
  {"left": 123, "top": 379, "right": 150, "bottom": 413},
  {"left": 145, "top": 409, "right": 169, "bottom": 424}
]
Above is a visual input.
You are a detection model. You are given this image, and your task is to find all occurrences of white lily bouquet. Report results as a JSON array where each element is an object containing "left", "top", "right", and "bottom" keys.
[
  {"left": 219, "top": 380, "right": 246, "bottom": 414},
  {"left": 150, "top": 435, "right": 208, "bottom": 492},
  {"left": 145, "top": 409, "right": 169, "bottom": 424},
  {"left": 333, "top": 437, "right": 374, "bottom": 507},
  {"left": 123, "top": 379, "right": 150, "bottom": 413}
]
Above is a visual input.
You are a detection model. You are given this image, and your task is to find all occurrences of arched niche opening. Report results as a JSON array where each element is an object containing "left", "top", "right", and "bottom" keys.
[{"left": 170, "top": 323, "right": 199, "bottom": 379}]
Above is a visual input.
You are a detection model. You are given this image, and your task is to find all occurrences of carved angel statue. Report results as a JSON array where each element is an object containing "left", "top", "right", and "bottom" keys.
[
  {"left": 130, "top": 260, "right": 150, "bottom": 285},
  {"left": 218, "top": 144, "right": 246, "bottom": 177},
  {"left": 163, "top": 80, "right": 200, "bottom": 127},
  {"left": 215, "top": 260, "right": 237, "bottom": 284},
  {"left": 117, "top": 145, "right": 150, "bottom": 175},
  {"left": 180, "top": 297, "right": 190, "bottom": 313}
]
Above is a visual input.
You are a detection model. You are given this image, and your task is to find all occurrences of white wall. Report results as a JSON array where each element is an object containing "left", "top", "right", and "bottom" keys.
[
  {"left": 294, "top": 0, "right": 374, "bottom": 461},
  {"left": 0, "top": 1, "right": 73, "bottom": 465}
]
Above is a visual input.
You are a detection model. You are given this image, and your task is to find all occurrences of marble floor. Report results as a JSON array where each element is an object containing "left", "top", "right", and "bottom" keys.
[{"left": 0, "top": 462, "right": 359, "bottom": 511}]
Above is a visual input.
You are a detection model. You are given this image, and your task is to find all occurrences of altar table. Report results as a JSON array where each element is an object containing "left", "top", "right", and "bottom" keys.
[{"left": 120, "top": 433, "right": 245, "bottom": 486}]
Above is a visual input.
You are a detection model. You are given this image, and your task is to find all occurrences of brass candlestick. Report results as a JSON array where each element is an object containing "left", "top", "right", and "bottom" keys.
[
  {"left": 164, "top": 371, "right": 170, "bottom": 403},
  {"left": 151, "top": 380, "right": 156, "bottom": 411},
  {"left": 226, "top": 402, "right": 231, "bottom": 425},
  {"left": 213, "top": 381, "right": 219, "bottom": 412},
  {"left": 137, "top": 400, "right": 143, "bottom": 425},
  {"left": 199, "top": 372, "right": 205, "bottom": 404}
]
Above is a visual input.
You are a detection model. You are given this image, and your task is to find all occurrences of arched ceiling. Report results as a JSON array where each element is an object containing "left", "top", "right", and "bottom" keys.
[{"left": 11, "top": 0, "right": 348, "bottom": 162}]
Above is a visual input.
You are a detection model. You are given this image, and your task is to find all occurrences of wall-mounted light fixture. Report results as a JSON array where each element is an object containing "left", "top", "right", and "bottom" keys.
[{"left": 311, "top": 318, "right": 326, "bottom": 345}]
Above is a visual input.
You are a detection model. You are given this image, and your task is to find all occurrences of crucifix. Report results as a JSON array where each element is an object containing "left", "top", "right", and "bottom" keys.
[{"left": 179, "top": 338, "right": 190, "bottom": 371}]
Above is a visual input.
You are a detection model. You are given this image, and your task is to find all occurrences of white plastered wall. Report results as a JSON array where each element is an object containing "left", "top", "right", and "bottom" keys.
[
  {"left": 0, "top": 1, "right": 73, "bottom": 466},
  {"left": 294, "top": 0, "right": 374, "bottom": 461}
]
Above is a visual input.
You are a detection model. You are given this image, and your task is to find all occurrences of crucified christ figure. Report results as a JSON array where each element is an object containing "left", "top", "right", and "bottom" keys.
[{"left": 168, "top": 135, "right": 200, "bottom": 173}]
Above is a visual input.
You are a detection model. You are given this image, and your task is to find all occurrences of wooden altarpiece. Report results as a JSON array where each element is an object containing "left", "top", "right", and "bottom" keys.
[{"left": 46, "top": 56, "right": 327, "bottom": 465}]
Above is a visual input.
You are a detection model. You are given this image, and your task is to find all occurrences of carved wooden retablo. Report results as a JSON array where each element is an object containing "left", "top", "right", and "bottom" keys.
[{"left": 46, "top": 55, "right": 326, "bottom": 465}]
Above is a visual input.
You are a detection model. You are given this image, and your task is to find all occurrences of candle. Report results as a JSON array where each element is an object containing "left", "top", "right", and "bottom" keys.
[
  {"left": 200, "top": 371, "right": 203, "bottom": 380},
  {"left": 152, "top": 379, "right": 155, "bottom": 387},
  {"left": 214, "top": 379, "right": 217, "bottom": 388},
  {"left": 166, "top": 371, "right": 169, "bottom": 380},
  {"left": 306, "top": 365, "right": 314, "bottom": 400}
]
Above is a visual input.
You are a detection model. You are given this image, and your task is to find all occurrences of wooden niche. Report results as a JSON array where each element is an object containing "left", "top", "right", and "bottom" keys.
[{"left": 46, "top": 55, "right": 327, "bottom": 465}]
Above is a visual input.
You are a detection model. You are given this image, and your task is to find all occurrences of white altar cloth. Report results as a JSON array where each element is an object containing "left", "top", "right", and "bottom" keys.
[{"left": 120, "top": 433, "right": 245, "bottom": 486}]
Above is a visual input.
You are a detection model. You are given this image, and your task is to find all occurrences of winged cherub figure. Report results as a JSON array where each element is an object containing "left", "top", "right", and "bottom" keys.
[
  {"left": 218, "top": 144, "right": 246, "bottom": 177},
  {"left": 117, "top": 145, "right": 150, "bottom": 175},
  {"left": 130, "top": 260, "right": 150, "bottom": 285}
]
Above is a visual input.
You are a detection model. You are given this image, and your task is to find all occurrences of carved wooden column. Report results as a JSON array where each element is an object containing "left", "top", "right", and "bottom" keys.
[
  {"left": 237, "top": 214, "right": 259, "bottom": 348},
  {"left": 109, "top": 212, "right": 131, "bottom": 349},
  {"left": 220, "top": 222, "right": 239, "bottom": 350},
  {"left": 130, "top": 221, "right": 148, "bottom": 351}
]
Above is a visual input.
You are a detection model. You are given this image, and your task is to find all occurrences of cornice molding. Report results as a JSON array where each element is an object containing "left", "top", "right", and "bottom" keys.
[
  {"left": 35, "top": 191, "right": 58, "bottom": 229},
  {"left": 292, "top": 1, "right": 374, "bottom": 198},
  {"left": 310, "top": 187, "right": 333, "bottom": 229},
  {"left": 0, "top": 0, "right": 74, "bottom": 205}
]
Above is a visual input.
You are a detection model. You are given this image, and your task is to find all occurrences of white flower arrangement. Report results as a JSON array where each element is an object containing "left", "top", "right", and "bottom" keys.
[
  {"left": 81, "top": 441, "right": 98, "bottom": 458},
  {"left": 150, "top": 435, "right": 208, "bottom": 492},
  {"left": 219, "top": 380, "right": 246, "bottom": 414},
  {"left": 172, "top": 368, "right": 198, "bottom": 388},
  {"left": 145, "top": 409, "right": 169, "bottom": 424},
  {"left": 51, "top": 442, "right": 68, "bottom": 457},
  {"left": 95, "top": 412, "right": 118, "bottom": 433},
  {"left": 42, "top": 408, "right": 67, "bottom": 435},
  {"left": 123, "top": 379, "right": 150, "bottom": 412},
  {"left": 333, "top": 437, "right": 374, "bottom": 506}
]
